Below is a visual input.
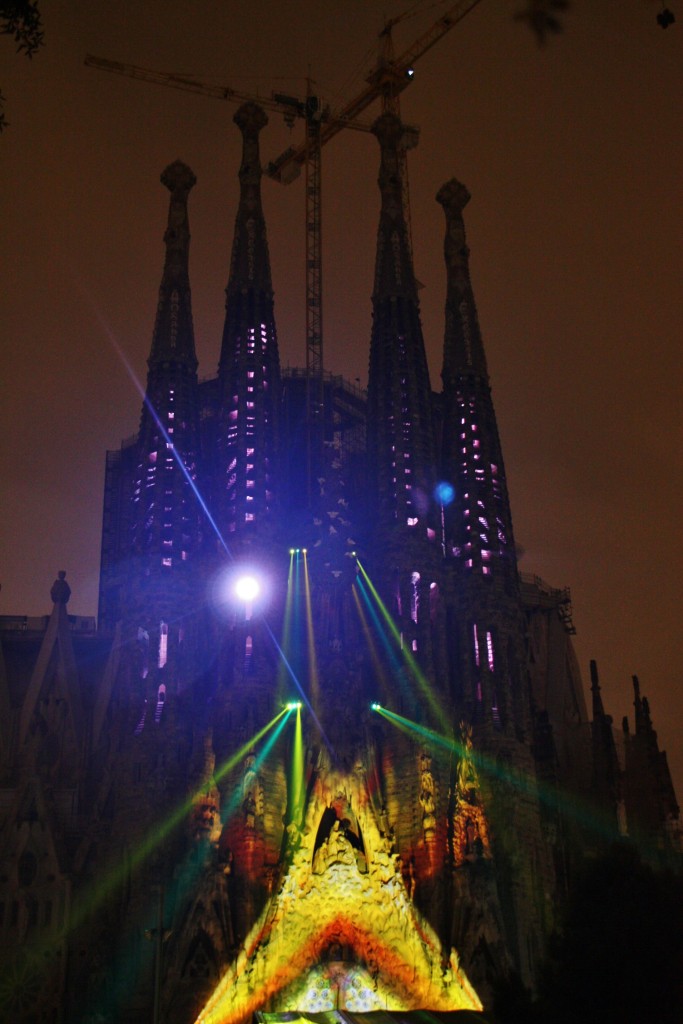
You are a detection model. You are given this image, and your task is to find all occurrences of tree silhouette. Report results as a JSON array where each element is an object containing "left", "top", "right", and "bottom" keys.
[
  {"left": 533, "top": 844, "right": 683, "bottom": 1024},
  {"left": 1, "top": 1, "right": 44, "bottom": 131}
]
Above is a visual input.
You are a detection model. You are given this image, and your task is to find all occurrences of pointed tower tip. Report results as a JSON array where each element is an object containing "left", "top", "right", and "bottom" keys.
[
  {"left": 233, "top": 101, "right": 268, "bottom": 133},
  {"left": 160, "top": 160, "right": 196, "bottom": 195},
  {"left": 437, "top": 177, "right": 471, "bottom": 214}
]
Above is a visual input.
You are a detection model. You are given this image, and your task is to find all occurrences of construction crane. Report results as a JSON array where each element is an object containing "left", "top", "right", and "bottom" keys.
[{"left": 85, "top": 0, "right": 483, "bottom": 496}]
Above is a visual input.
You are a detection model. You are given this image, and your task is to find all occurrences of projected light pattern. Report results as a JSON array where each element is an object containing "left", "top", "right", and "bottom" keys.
[
  {"left": 288, "top": 961, "right": 384, "bottom": 1013},
  {"left": 195, "top": 778, "right": 482, "bottom": 1024}
]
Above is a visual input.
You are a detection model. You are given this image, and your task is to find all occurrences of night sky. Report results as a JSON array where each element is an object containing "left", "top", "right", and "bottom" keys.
[{"left": 2, "top": 1, "right": 682, "bottom": 796}]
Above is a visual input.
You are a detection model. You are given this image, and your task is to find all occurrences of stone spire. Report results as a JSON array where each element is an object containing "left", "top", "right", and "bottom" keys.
[
  {"left": 129, "top": 162, "right": 201, "bottom": 634},
  {"left": 218, "top": 102, "right": 280, "bottom": 540},
  {"left": 437, "top": 178, "right": 518, "bottom": 588},
  {"left": 367, "top": 113, "right": 436, "bottom": 533},
  {"left": 436, "top": 179, "right": 527, "bottom": 734},
  {"left": 437, "top": 179, "right": 488, "bottom": 380},
  {"left": 149, "top": 160, "right": 198, "bottom": 368},
  {"left": 624, "top": 675, "right": 681, "bottom": 852}
]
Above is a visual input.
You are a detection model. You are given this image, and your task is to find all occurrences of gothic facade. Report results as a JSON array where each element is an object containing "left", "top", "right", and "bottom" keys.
[{"left": 0, "top": 104, "right": 680, "bottom": 1024}]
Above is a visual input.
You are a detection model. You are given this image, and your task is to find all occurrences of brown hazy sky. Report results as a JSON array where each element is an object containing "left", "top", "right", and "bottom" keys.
[{"left": 2, "top": 1, "right": 682, "bottom": 794}]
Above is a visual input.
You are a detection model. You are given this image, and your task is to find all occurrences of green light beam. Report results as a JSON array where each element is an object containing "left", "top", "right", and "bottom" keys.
[
  {"left": 354, "top": 577, "right": 406, "bottom": 682},
  {"left": 351, "top": 583, "right": 392, "bottom": 701},
  {"left": 374, "top": 705, "right": 636, "bottom": 843},
  {"left": 356, "top": 559, "right": 444, "bottom": 721},
  {"left": 77, "top": 709, "right": 296, "bottom": 1024},
  {"left": 64, "top": 710, "right": 288, "bottom": 938},
  {"left": 219, "top": 710, "right": 292, "bottom": 824}
]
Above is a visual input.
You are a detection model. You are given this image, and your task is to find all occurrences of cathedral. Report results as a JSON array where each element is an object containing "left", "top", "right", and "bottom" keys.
[{"left": 0, "top": 103, "right": 680, "bottom": 1024}]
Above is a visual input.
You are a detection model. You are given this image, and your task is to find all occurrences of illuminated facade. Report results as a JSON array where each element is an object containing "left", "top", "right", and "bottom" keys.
[{"left": 0, "top": 103, "right": 680, "bottom": 1024}]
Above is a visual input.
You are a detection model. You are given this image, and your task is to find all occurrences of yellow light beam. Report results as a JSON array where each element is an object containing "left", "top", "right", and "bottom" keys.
[
  {"left": 289, "top": 706, "right": 305, "bottom": 829},
  {"left": 302, "top": 550, "right": 320, "bottom": 705},
  {"left": 277, "top": 550, "right": 296, "bottom": 696}
]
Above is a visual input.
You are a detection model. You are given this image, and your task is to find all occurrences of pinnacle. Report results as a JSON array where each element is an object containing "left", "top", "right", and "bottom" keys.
[
  {"left": 160, "top": 159, "right": 196, "bottom": 195},
  {"left": 234, "top": 101, "right": 268, "bottom": 134},
  {"left": 437, "top": 177, "right": 471, "bottom": 214}
]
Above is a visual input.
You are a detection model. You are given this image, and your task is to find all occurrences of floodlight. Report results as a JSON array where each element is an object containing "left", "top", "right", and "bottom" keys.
[{"left": 234, "top": 575, "right": 260, "bottom": 603}]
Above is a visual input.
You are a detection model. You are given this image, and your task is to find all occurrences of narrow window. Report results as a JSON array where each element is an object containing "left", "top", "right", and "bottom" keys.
[
  {"left": 155, "top": 684, "right": 166, "bottom": 723},
  {"left": 410, "top": 572, "right": 420, "bottom": 624},
  {"left": 486, "top": 631, "right": 495, "bottom": 671},
  {"left": 158, "top": 622, "right": 168, "bottom": 668}
]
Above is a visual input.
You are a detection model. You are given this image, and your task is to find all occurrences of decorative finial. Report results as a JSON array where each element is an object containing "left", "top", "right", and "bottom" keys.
[
  {"left": 233, "top": 101, "right": 268, "bottom": 136},
  {"left": 437, "top": 178, "right": 471, "bottom": 216},
  {"left": 160, "top": 160, "right": 196, "bottom": 196},
  {"left": 50, "top": 570, "right": 71, "bottom": 605}
]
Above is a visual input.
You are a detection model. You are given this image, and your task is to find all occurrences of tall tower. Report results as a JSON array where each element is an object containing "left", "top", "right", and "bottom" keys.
[
  {"left": 436, "top": 179, "right": 553, "bottom": 989},
  {"left": 437, "top": 178, "right": 526, "bottom": 733},
  {"left": 129, "top": 160, "right": 201, "bottom": 677},
  {"left": 366, "top": 113, "right": 439, "bottom": 683},
  {"left": 217, "top": 102, "right": 281, "bottom": 547},
  {"left": 367, "top": 114, "right": 436, "bottom": 535}
]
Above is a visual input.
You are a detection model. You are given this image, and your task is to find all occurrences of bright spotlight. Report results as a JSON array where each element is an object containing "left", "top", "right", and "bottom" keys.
[
  {"left": 234, "top": 575, "right": 260, "bottom": 603},
  {"left": 285, "top": 701, "right": 302, "bottom": 710},
  {"left": 371, "top": 702, "right": 382, "bottom": 711}
]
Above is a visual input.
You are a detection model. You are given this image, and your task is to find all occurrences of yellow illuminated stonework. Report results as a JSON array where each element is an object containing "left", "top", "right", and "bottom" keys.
[
  {"left": 451, "top": 724, "right": 492, "bottom": 866},
  {"left": 196, "top": 766, "right": 481, "bottom": 1024}
]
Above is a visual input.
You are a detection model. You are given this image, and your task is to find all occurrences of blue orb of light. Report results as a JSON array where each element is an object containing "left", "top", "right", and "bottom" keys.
[{"left": 434, "top": 481, "right": 455, "bottom": 506}]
